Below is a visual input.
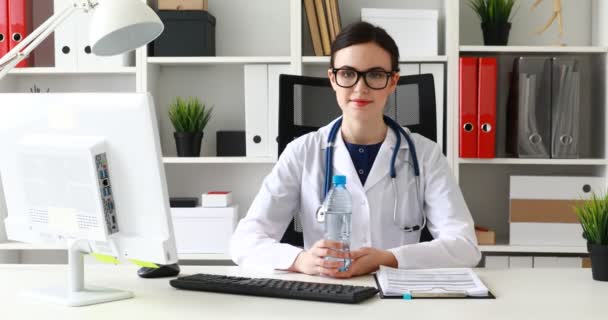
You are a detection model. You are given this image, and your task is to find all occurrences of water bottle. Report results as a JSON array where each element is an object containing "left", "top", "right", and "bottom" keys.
[{"left": 323, "top": 175, "right": 352, "bottom": 271}]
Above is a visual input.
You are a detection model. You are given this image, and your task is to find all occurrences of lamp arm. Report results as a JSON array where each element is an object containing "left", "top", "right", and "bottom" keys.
[{"left": 0, "top": 0, "right": 96, "bottom": 80}]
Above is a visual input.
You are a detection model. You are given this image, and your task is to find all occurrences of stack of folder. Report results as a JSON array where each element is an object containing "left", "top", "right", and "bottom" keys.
[
  {"left": 506, "top": 56, "right": 581, "bottom": 158},
  {"left": 1, "top": 0, "right": 30, "bottom": 67},
  {"left": 303, "top": 0, "right": 341, "bottom": 56},
  {"left": 459, "top": 56, "right": 497, "bottom": 158}
]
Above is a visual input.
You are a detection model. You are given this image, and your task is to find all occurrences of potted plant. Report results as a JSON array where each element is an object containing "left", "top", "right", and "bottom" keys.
[
  {"left": 468, "top": 0, "right": 517, "bottom": 45},
  {"left": 574, "top": 193, "right": 608, "bottom": 281},
  {"left": 168, "top": 97, "right": 213, "bottom": 157}
]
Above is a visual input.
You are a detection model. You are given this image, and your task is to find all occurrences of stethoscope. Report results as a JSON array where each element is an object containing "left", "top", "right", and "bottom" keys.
[{"left": 316, "top": 115, "right": 427, "bottom": 232}]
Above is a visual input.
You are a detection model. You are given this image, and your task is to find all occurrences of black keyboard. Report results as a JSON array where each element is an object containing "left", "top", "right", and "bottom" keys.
[{"left": 170, "top": 273, "right": 379, "bottom": 304}]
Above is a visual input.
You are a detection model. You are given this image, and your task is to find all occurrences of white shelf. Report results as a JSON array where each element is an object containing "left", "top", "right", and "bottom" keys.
[
  {"left": 0, "top": 242, "right": 64, "bottom": 250},
  {"left": 8, "top": 67, "right": 137, "bottom": 75},
  {"left": 163, "top": 157, "right": 277, "bottom": 164},
  {"left": 479, "top": 245, "right": 587, "bottom": 254},
  {"left": 178, "top": 253, "right": 231, "bottom": 261},
  {"left": 302, "top": 55, "right": 448, "bottom": 64},
  {"left": 460, "top": 45, "right": 608, "bottom": 53},
  {"left": 459, "top": 158, "right": 606, "bottom": 165},
  {"left": 147, "top": 56, "right": 292, "bottom": 66},
  {"left": 0, "top": 243, "right": 232, "bottom": 261}
]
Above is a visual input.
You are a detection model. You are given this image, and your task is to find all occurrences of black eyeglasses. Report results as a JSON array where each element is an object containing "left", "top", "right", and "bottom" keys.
[{"left": 331, "top": 68, "right": 395, "bottom": 90}]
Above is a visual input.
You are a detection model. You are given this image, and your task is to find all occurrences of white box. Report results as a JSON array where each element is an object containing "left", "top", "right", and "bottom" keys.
[
  {"left": 171, "top": 206, "right": 238, "bottom": 254},
  {"left": 509, "top": 176, "right": 604, "bottom": 247},
  {"left": 202, "top": 191, "right": 233, "bottom": 207},
  {"left": 361, "top": 8, "right": 438, "bottom": 56},
  {"left": 485, "top": 256, "right": 509, "bottom": 269},
  {"left": 509, "top": 256, "right": 533, "bottom": 268},
  {"left": 534, "top": 256, "right": 582, "bottom": 268},
  {"left": 509, "top": 222, "right": 585, "bottom": 246}
]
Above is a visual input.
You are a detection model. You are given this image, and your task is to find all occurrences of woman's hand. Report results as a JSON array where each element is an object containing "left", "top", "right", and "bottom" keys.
[
  {"left": 288, "top": 239, "right": 349, "bottom": 276},
  {"left": 331, "top": 247, "right": 398, "bottom": 279}
]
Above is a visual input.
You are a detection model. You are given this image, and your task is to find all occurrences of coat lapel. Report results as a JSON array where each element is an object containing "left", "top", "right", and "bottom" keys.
[{"left": 320, "top": 118, "right": 362, "bottom": 191}]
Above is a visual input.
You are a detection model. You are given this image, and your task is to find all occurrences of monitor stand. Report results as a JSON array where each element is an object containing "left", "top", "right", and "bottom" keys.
[{"left": 21, "top": 239, "right": 133, "bottom": 307}]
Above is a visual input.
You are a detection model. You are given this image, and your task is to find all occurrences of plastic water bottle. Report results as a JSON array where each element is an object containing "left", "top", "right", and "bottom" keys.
[{"left": 323, "top": 175, "right": 352, "bottom": 271}]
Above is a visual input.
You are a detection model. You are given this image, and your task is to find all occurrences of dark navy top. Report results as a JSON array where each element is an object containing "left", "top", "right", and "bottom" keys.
[{"left": 344, "top": 141, "right": 383, "bottom": 186}]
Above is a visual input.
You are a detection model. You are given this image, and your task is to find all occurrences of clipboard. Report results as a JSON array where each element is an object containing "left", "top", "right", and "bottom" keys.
[{"left": 373, "top": 274, "right": 496, "bottom": 299}]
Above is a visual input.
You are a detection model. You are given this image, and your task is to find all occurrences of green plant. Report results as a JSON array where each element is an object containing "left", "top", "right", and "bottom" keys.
[
  {"left": 468, "top": 0, "right": 517, "bottom": 24},
  {"left": 168, "top": 97, "right": 213, "bottom": 133},
  {"left": 574, "top": 193, "right": 608, "bottom": 245}
]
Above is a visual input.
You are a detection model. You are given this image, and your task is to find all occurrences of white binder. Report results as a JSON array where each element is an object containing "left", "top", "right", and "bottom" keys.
[
  {"left": 54, "top": 0, "right": 77, "bottom": 70},
  {"left": 54, "top": 0, "right": 133, "bottom": 71},
  {"left": 244, "top": 64, "right": 270, "bottom": 157}
]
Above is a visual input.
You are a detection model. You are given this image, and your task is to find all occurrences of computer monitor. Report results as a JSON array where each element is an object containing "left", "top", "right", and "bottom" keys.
[{"left": 0, "top": 93, "right": 178, "bottom": 306}]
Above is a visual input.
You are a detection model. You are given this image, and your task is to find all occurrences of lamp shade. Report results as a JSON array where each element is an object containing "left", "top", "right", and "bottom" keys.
[{"left": 90, "top": 0, "right": 164, "bottom": 56}]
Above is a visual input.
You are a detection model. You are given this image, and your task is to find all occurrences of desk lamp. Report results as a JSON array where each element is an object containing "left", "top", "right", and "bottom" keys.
[{"left": 0, "top": 0, "right": 163, "bottom": 79}]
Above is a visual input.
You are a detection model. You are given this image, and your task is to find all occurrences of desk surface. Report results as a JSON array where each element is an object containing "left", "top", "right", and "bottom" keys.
[{"left": 1, "top": 264, "right": 606, "bottom": 320}]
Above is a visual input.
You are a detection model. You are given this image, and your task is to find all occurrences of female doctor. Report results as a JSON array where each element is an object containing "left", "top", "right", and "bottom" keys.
[{"left": 230, "top": 22, "right": 481, "bottom": 278}]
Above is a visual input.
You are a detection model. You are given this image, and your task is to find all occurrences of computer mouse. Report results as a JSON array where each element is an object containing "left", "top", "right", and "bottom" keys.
[{"left": 137, "top": 263, "right": 181, "bottom": 279}]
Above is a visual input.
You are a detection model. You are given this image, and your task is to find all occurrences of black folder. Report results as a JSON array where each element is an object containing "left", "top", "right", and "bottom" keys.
[{"left": 373, "top": 274, "right": 496, "bottom": 299}]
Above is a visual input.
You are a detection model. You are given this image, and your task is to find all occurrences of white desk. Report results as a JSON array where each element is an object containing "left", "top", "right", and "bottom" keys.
[{"left": 1, "top": 265, "right": 606, "bottom": 319}]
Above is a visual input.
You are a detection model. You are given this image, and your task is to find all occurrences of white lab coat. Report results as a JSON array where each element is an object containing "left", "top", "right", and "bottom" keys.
[{"left": 230, "top": 118, "right": 481, "bottom": 271}]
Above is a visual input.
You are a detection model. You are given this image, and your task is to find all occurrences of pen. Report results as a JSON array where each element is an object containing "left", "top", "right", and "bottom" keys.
[{"left": 401, "top": 289, "right": 468, "bottom": 299}]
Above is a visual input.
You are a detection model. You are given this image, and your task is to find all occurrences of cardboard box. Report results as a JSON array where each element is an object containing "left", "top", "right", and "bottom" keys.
[
  {"left": 158, "top": 0, "right": 208, "bottom": 10},
  {"left": 475, "top": 229, "right": 496, "bottom": 245},
  {"left": 171, "top": 206, "right": 238, "bottom": 254}
]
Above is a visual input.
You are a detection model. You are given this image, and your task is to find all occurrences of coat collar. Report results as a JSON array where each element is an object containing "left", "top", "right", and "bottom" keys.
[
  {"left": 319, "top": 117, "right": 413, "bottom": 191},
  {"left": 319, "top": 117, "right": 411, "bottom": 151}
]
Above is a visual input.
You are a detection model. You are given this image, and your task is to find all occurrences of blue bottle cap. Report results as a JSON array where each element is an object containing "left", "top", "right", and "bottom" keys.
[{"left": 333, "top": 175, "right": 346, "bottom": 185}]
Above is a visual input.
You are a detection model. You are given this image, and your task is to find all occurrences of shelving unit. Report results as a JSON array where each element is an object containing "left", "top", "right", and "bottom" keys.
[
  {"left": 458, "top": 158, "right": 607, "bottom": 165},
  {"left": 2, "top": 0, "right": 608, "bottom": 264},
  {"left": 148, "top": 56, "right": 292, "bottom": 65},
  {"left": 459, "top": 45, "right": 608, "bottom": 53},
  {"left": 163, "top": 157, "right": 277, "bottom": 164},
  {"left": 302, "top": 55, "right": 449, "bottom": 64},
  {"left": 8, "top": 67, "right": 137, "bottom": 75},
  {"left": 456, "top": 0, "right": 608, "bottom": 263}
]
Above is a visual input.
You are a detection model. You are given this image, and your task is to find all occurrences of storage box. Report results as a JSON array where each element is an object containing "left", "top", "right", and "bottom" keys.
[
  {"left": 171, "top": 206, "right": 238, "bottom": 254},
  {"left": 361, "top": 8, "right": 438, "bottom": 56},
  {"left": 202, "top": 191, "right": 233, "bottom": 207},
  {"left": 158, "top": 0, "right": 208, "bottom": 11},
  {"left": 152, "top": 10, "right": 216, "bottom": 57},
  {"left": 509, "top": 176, "right": 604, "bottom": 246},
  {"left": 475, "top": 229, "right": 496, "bottom": 245},
  {"left": 217, "top": 131, "right": 246, "bottom": 156},
  {"left": 484, "top": 256, "right": 508, "bottom": 269}
]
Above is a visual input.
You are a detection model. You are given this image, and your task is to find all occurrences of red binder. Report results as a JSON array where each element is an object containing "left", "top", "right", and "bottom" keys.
[
  {"left": 8, "top": 0, "right": 28, "bottom": 67},
  {"left": 0, "top": 0, "right": 7, "bottom": 58},
  {"left": 459, "top": 57, "right": 478, "bottom": 158},
  {"left": 477, "top": 57, "right": 497, "bottom": 158}
]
